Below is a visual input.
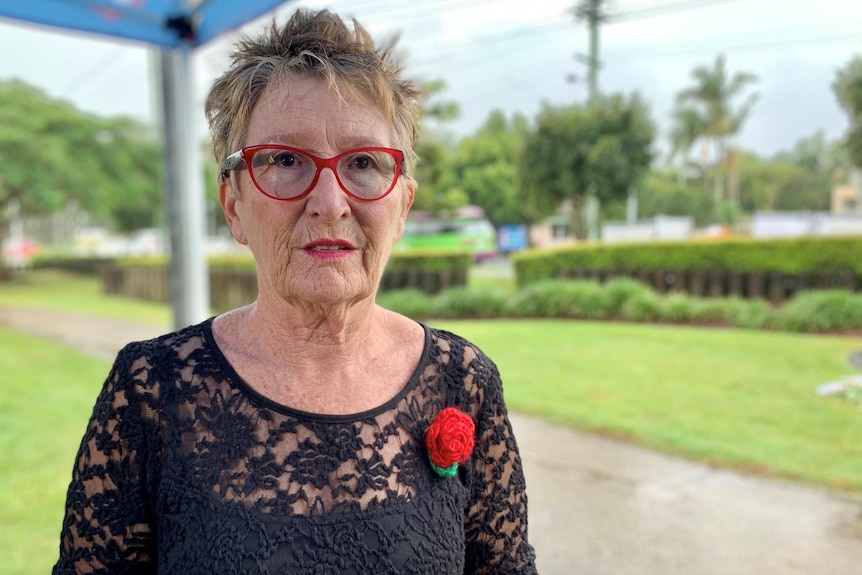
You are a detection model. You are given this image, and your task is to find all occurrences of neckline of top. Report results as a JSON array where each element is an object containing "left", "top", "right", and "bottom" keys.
[{"left": 199, "top": 317, "right": 432, "bottom": 423}]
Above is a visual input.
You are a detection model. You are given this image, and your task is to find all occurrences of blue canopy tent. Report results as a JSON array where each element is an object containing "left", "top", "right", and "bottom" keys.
[{"left": 0, "top": 0, "right": 291, "bottom": 329}]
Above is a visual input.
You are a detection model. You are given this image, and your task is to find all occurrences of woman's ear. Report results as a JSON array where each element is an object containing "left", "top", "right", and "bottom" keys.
[
  {"left": 394, "top": 180, "right": 415, "bottom": 242},
  {"left": 219, "top": 177, "right": 248, "bottom": 245}
]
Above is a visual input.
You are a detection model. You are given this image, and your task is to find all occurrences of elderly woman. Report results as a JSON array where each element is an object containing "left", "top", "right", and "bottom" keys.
[{"left": 53, "top": 9, "right": 536, "bottom": 575}]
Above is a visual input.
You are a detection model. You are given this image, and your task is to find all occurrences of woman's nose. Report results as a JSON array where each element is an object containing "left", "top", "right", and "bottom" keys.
[{"left": 304, "top": 167, "right": 351, "bottom": 221}]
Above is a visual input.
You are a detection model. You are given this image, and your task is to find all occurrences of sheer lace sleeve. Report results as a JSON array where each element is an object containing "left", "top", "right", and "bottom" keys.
[
  {"left": 53, "top": 345, "right": 160, "bottom": 575},
  {"left": 446, "top": 336, "right": 538, "bottom": 574}
]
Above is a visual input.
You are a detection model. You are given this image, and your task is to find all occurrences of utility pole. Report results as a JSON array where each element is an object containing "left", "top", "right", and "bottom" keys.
[{"left": 574, "top": 0, "right": 613, "bottom": 103}]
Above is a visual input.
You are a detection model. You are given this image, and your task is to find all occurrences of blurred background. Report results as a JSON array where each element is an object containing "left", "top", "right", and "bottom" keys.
[
  {"left": 1, "top": 2, "right": 861, "bottom": 575},
  {"left": 1, "top": 0, "right": 860, "bottom": 261}
]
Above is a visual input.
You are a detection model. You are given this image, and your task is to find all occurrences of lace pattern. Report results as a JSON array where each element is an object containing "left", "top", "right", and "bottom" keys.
[{"left": 53, "top": 320, "right": 537, "bottom": 574}]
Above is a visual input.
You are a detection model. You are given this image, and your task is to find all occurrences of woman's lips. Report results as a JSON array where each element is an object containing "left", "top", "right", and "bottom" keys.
[{"left": 302, "top": 239, "right": 356, "bottom": 258}]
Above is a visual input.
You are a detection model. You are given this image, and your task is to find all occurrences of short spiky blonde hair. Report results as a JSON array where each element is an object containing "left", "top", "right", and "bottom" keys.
[{"left": 205, "top": 9, "right": 421, "bottom": 178}]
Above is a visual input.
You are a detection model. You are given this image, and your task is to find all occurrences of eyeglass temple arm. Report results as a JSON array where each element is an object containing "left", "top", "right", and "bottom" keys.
[{"left": 220, "top": 151, "right": 244, "bottom": 179}]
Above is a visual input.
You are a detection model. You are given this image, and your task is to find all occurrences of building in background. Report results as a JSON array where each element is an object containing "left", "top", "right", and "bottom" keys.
[{"left": 831, "top": 169, "right": 862, "bottom": 214}]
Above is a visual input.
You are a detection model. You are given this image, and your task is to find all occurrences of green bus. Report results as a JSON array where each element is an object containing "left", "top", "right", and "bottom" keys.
[{"left": 394, "top": 216, "right": 497, "bottom": 262}]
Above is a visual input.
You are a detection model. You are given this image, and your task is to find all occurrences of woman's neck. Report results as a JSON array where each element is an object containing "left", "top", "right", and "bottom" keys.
[{"left": 238, "top": 295, "right": 384, "bottom": 363}]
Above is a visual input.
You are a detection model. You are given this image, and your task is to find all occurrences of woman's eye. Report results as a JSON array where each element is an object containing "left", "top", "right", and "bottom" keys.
[
  {"left": 270, "top": 153, "right": 297, "bottom": 167},
  {"left": 352, "top": 156, "right": 373, "bottom": 170}
]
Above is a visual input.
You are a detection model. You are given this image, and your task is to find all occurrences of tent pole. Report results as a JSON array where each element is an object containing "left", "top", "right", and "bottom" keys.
[{"left": 157, "top": 44, "right": 210, "bottom": 329}]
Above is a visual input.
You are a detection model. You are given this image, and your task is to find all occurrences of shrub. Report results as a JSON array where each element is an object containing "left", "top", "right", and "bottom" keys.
[
  {"left": 562, "top": 281, "right": 613, "bottom": 318},
  {"left": 431, "top": 287, "right": 507, "bottom": 319},
  {"left": 660, "top": 293, "right": 701, "bottom": 322},
  {"left": 775, "top": 307, "right": 828, "bottom": 333},
  {"left": 774, "top": 290, "right": 862, "bottom": 332},
  {"left": 506, "top": 281, "right": 556, "bottom": 317},
  {"left": 376, "top": 289, "right": 432, "bottom": 319},
  {"left": 722, "top": 297, "right": 776, "bottom": 330},
  {"left": 381, "top": 272, "right": 862, "bottom": 335},
  {"left": 603, "top": 277, "right": 654, "bottom": 316},
  {"left": 505, "top": 280, "right": 611, "bottom": 319},
  {"left": 620, "top": 290, "right": 662, "bottom": 322},
  {"left": 688, "top": 298, "right": 729, "bottom": 324}
]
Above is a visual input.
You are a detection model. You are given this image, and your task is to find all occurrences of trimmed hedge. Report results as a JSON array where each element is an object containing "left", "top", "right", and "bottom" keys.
[
  {"left": 513, "top": 237, "right": 862, "bottom": 287},
  {"left": 33, "top": 256, "right": 117, "bottom": 275},
  {"left": 385, "top": 250, "right": 472, "bottom": 273},
  {"left": 99, "top": 251, "right": 472, "bottom": 311},
  {"left": 379, "top": 250, "right": 471, "bottom": 293}
]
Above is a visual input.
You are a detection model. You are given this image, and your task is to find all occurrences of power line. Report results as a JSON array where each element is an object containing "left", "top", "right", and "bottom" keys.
[
  {"left": 611, "top": 0, "right": 747, "bottom": 22},
  {"left": 58, "top": 49, "right": 127, "bottom": 96},
  {"left": 609, "top": 31, "right": 861, "bottom": 60},
  {"left": 278, "top": 0, "right": 491, "bottom": 25},
  {"left": 406, "top": 17, "right": 571, "bottom": 74},
  {"left": 407, "top": 2, "right": 859, "bottom": 88},
  {"left": 443, "top": 28, "right": 858, "bottom": 114},
  {"left": 66, "top": 51, "right": 149, "bottom": 115}
]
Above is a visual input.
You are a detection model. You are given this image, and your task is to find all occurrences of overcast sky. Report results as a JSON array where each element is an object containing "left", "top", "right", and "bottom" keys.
[{"left": 1, "top": 0, "right": 859, "bottom": 160}]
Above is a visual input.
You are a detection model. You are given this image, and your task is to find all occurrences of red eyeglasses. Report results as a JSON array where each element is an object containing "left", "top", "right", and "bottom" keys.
[{"left": 220, "top": 145, "right": 406, "bottom": 201}]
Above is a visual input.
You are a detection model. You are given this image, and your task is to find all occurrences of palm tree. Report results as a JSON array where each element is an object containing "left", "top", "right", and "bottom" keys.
[
  {"left": 668, "top": 106, "right": 706, "bottom": 182},
  {"left": 673, "top": 55, "right": 759, "bottom": 210}
]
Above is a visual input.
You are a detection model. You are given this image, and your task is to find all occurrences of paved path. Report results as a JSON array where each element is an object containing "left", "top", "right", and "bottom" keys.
[{"left": 3, "top": 305, "right": 862, "bottom": 574}]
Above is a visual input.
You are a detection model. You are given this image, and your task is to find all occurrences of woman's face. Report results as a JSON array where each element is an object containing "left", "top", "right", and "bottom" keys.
[{"left": 220, "top": 76, "right": 414, "bottom": 309}]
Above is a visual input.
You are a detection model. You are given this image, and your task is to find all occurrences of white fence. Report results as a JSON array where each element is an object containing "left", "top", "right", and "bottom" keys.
[
  {"left": 751, "top": 212, "right": 862, "bottom": 238},
  {"left": 601, "top": 215, "right": 694, "bottom": 243}
]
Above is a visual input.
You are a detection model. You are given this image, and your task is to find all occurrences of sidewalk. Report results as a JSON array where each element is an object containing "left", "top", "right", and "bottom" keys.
[{"left": 3, "top": 305, "right": 861, "bottom": 574}]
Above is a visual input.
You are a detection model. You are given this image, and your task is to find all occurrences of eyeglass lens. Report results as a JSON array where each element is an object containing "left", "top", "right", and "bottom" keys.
[{"left": 249, "top": 147, "right": 399, "bottom": 200}]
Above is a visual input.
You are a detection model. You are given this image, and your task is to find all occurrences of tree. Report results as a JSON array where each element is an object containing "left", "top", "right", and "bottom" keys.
[
  {"left": 97, "top": 119, "right": 164, "bottom": 233},
  {"left": 0, "top": 79, "right": 162, "bottom": 261},
  {"left": 203, "top": 153, "right": 229, "bottom": 235},
  {"left": 636, "top": 171, "right": 715, "bottom": 226},
  {"left": 667, "top": 106, "right": 706, "bottom": 170},
  {"left": 519, "top": 93, "right": 655, "bottom": 238},
  {"left": 832, "top": 55, "right": 862, "bottom": 169},
  {"left": 672, "top": 55, "right": 759, "bottom": 209},
  {"left": 412, "top": 79, "right": 464, "bottom": 212},
  {"left": 736, "top": 134, "right": 836, "bottom": 214},
  {"left": 737, "top": 155, "right": 818, "bottom": 212},
  {"left": 449, "top": 110, "right": 530, "bottom": 226}
]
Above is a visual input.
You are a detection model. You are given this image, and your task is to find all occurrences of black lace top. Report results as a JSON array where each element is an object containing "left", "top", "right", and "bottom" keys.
[{"left": 53, "top": 319, "right": 537, "bottom": 574}]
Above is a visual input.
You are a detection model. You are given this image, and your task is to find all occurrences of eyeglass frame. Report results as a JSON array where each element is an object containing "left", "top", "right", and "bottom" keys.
[{"left": 220, "top": 144, "right": 407, "bottom": 202}]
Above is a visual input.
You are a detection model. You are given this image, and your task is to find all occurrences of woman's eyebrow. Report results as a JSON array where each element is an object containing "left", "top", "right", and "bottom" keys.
[{"left": 257, "top": 133, "right": 388, "bottom": 150}]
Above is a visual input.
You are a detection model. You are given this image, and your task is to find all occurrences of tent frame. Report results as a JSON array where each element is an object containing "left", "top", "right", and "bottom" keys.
[{"left": 157, "top": 44, "right": 210, "bottom": 329}]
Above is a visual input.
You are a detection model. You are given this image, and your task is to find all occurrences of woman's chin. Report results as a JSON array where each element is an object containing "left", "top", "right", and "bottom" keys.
[{"left": 280, "top": 275, "right": 376, "bottom": 310}]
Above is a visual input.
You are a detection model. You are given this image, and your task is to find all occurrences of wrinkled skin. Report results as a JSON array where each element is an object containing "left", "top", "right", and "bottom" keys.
[{"left": 220, "top": 76, "right": 415, "bottom": 326}]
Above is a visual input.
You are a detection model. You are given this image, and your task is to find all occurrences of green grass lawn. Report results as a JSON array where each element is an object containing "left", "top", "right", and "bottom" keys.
[
  {"left": 432, "top": 320, "right": 862, "bottom": 491},
  {"left": 0, "top": 328, "right": 110, "bottom": 575},
  {"left": 1, "top": 269, "right": 861, "bottom": 573},
  {"left": 0, "top": 268, "right": 171, "bottom": 325}
]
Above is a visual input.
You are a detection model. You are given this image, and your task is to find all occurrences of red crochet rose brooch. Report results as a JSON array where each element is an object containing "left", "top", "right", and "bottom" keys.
[{"left": 425, "top": 407, "right": 475, "bottom": 478}]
